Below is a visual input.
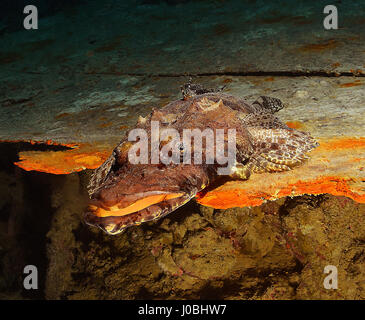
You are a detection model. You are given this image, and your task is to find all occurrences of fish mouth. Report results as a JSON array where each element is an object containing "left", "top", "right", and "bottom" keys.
[{"left": 84, "top": 191, "right": 194, "bottom": 235}]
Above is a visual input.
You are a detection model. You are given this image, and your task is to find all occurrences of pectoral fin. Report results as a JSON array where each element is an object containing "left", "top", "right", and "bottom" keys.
[{"left": 229, "top": 163, "right": 251, "bottom": 180}]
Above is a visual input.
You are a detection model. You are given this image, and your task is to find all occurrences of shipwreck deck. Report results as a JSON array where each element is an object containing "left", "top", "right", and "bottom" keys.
[{"left": 0, "top": 0, "right": 364, "bottom": 207}]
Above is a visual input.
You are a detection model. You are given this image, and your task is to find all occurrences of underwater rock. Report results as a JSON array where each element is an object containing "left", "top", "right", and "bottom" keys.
[
  {"left": 42, "top": 173, "right": 365, "bottom": 299},
  {"left": 0, "top": 166, "right": 363, "bottom": 299}
]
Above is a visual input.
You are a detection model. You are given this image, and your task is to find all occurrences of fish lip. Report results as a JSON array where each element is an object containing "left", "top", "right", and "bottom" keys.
[
  {"left": 89, "top": 190, "right": 186, "bottom": 210},
  {"left": 84, "top": 191, "right": 193, "bottom": 235}
]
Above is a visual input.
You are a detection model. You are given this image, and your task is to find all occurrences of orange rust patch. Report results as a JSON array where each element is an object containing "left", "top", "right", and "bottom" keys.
[
  {"left": 338, "top": 80, "right": 363, "bottom": 88},
  {"left": 264, "top": 77, "right": 275, "bottom": 82},
  {"left": 286, "top": 121, "right": 303, "bottom": 129},
  {"left": 223, "top": 78, "right": 233, "bottom": 83},
  {"left": 276, "top": 177, "right": 363, "bottom": 203},
  {"left": 196, "top": 190, "right": 267, "bottom": 208},
  {"left": 299, "top": 39, "right": 339, "bottom": 52},
  {"left": 14, "top": 142, "right": 110, "bottom": 174},
  {"left": 55, "top": 112, "right": 71, "bottom": 119},
  {"left": 331, "top": 62, "right": 341, "bottom": 68},
  {"left": 99, "top": 121, "right": 113, "bottom": 128},
  {"left": 348, "top": 69, "right": 363, "bottom": 75},
  {"left": 197, "top": 176, "right": 364, "bottom": 209},
  {"left": 319, "top": 137, "right": 365, "bottom": 150}
]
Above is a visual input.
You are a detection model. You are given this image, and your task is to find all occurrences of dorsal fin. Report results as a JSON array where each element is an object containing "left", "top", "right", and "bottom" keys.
[
  {"left": 252, "top": 96, "right": 284, "bottom": 114},
  {"left": 180, "top": 78, "right": 226, "bottom": 100}
]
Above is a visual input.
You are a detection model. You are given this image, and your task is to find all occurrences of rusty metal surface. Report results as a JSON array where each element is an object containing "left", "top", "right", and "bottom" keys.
[
  {"left": 1, "top": 1, "right": 365, "bottom": 76},
  {"left": 0, "top": 0, "right": 364, "bottom": 206},
  {"left": 0, "top": 75, "right": 363, "bottom": 205},
  {"left": 1, "top": 75, "right": 364, "bottom": 143}
]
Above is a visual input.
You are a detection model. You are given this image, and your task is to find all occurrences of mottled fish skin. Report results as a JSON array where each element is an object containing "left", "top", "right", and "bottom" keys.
[{"left": 85, "top": 89, "right": 319, "bottom": 235}]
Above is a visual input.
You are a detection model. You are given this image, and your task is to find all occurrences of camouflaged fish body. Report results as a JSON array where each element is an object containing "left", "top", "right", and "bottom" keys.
[{"left": 85, "top": 84, "right": 318, "bottom": 235}]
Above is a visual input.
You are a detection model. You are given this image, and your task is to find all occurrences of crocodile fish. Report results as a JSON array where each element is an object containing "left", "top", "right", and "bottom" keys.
[{"left": 85, "top": 81, "right": 318, "bottom": 235}]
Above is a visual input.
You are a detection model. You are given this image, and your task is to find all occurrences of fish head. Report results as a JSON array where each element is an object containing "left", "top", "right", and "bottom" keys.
[{"left": 85, "top": 158, "right": 209, "bottom": 235}]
